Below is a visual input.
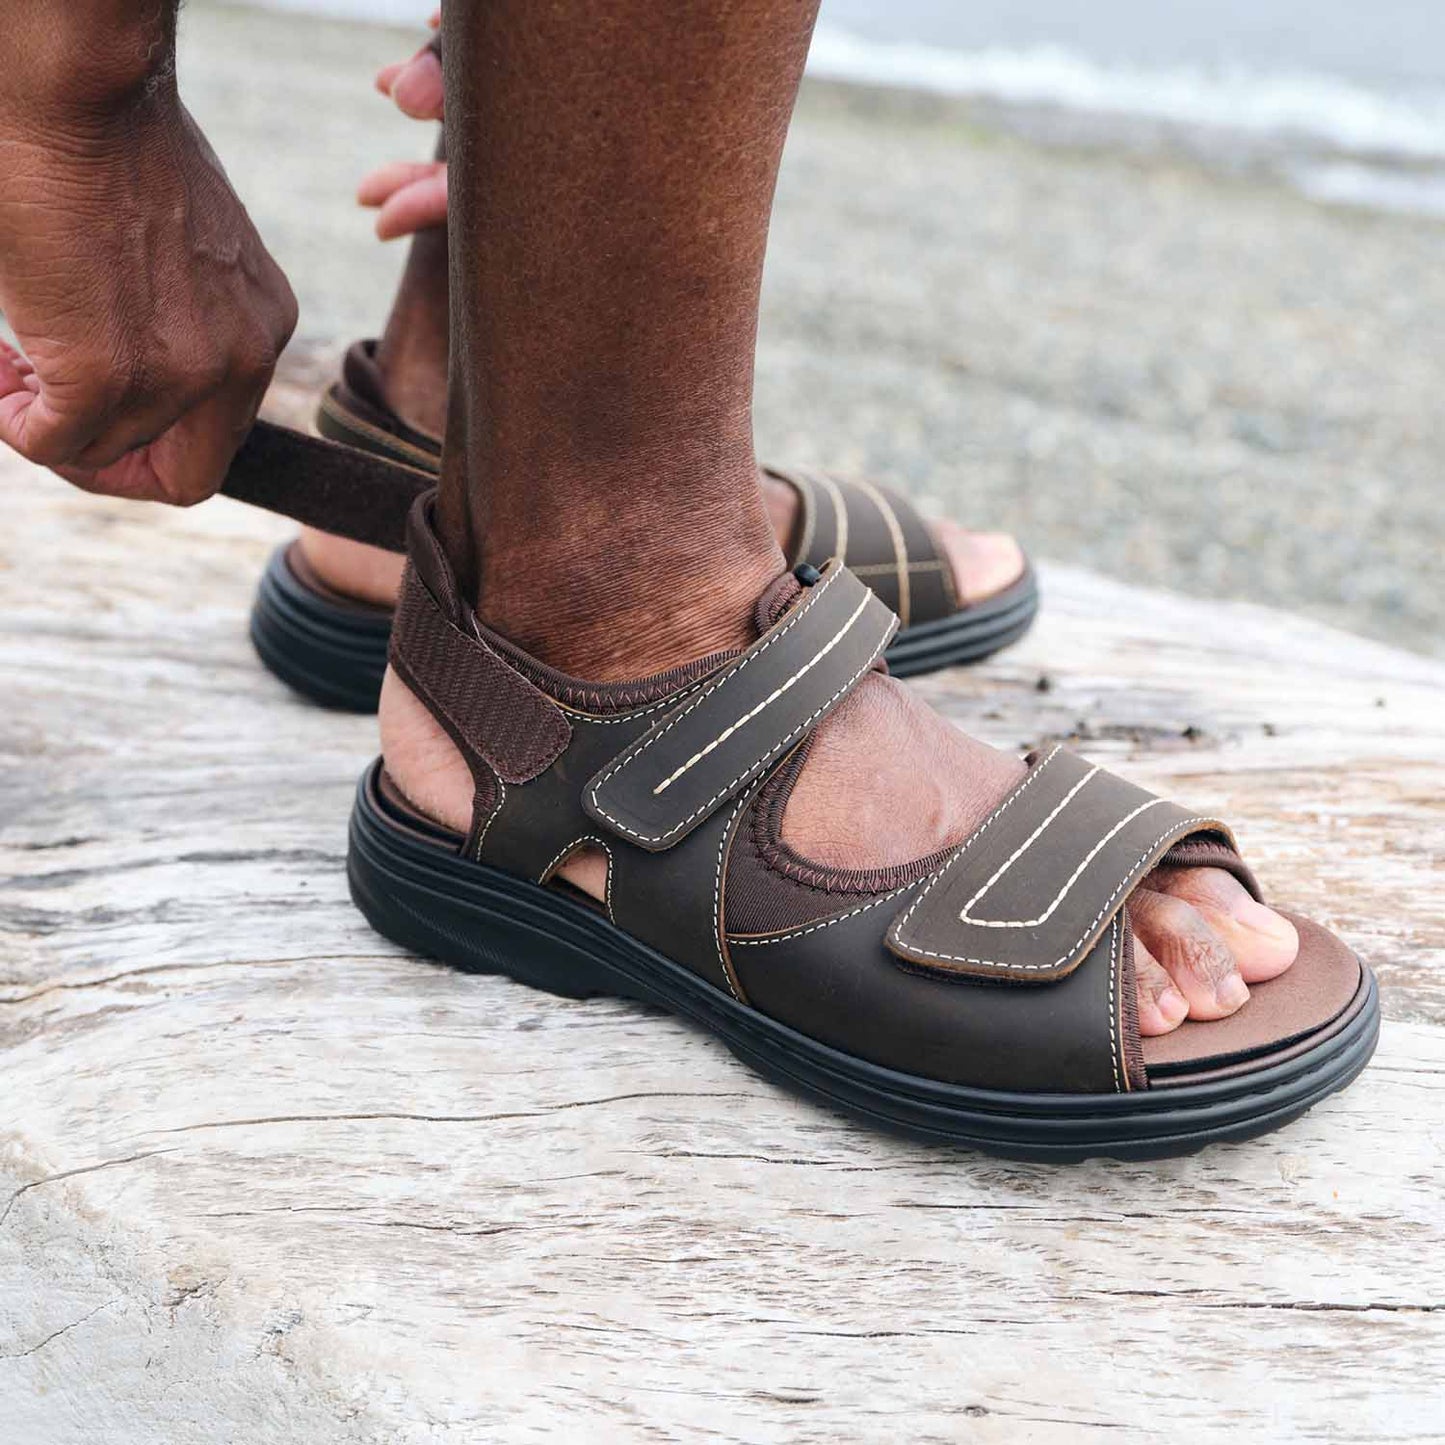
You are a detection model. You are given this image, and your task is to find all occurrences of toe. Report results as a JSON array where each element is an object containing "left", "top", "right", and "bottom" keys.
[
  {"left": 1148, "top": 865, "right": 1299, "bottom": 984},
  {"left": 929, "top": 518, "right": 1025, "bottom": 606},
  {"left": 1134, "top": 937, "right": 1189, "bottom": 1036},
  {"left": 1128, "top": 888, "right": 1250, "bottom": 1021}
]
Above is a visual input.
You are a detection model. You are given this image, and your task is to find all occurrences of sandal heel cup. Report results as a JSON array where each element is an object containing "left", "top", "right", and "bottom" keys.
[
  {"left": 348, "top": 778, "right": 626, "bottom": 1002},
  {"left": 250, "top": 546, "right": 391, "bottom": 712}
]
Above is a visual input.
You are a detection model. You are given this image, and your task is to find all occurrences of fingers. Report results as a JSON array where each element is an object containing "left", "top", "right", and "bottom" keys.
[
  {"left": 58, "top": 380, "right": 265, "bottom": 507},
  {"left": 376, "top": 43, "right": 444, "bottom": 121},
  {"left": 1128, "top": 887, "right": 1250, "bottom": 1023},
  {"left": 358, "top": 161, "right": 449, "bottom": 240},
  {"left": 1134, "top": 937, "right": 1189, "bottom": 1036},
  {"left": 1147, "top": 866, "right": 1299, "bottom": 983}
]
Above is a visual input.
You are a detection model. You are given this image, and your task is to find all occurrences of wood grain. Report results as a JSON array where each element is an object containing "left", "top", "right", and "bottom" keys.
[{"left": 0, "top": 415, "right": 1440, "bottom": 1443}]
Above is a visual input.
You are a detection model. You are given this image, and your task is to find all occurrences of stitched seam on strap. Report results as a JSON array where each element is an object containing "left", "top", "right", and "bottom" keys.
[
  {"left": 651, "top": 592, "right": 872, "bottom": 797},
  {"left": 1108, "top": 918, "right": 1123, "bottom": 1094},
  {"left": 890, "top": 747, "right": 1062, "bottom": 946},
  {"left": 318, "top": 391, "right": 441, "bottom": 471},
  {"left": 727, "top": 882, "right": 919, "bottom": 946},
  {"left": 537, "top": 835, "right": 616, "bottom": 923},
  {"left": 817, "top": 473, "right": 849, "bottom": 561},
  {"left": 848, "top": 559, "right": 949, "bottom": 578},
  {"left": 715, "top": 796, "right": 751, "bottom": 1002},
  {"left": 896, "top": 815, "right": 1215, "bottom": 972},
  {"left": 474, "top": 776, "right": 506, "bottom": 861},
  {"left": 960, "top": 797, "right": 1167, "bottom": 929},
  {"left": 591, "top": 616, "right": 894, "bottom": 845},
  {"left": 854, "top": 480, "right": 912, "bottom": 629},
  {"left": 564, "top": 679, "right": 710, "bottom": 726},
  {"left": 592, "top": 565, "right": 841, "bottom": 789},
  {"left": 786, "top": 470, "right": 817, "bottom": 567}
]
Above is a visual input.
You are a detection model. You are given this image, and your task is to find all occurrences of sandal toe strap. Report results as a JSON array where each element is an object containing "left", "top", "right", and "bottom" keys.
[
  {"left": 772, "top": 466, "right": 956, "bottom": 628},
  {"left": 886, "top": 746, "right": 1255, "bottom": 984}
]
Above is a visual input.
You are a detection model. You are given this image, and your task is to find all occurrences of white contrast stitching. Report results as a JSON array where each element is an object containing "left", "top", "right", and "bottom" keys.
[
  {"left": 959, "top": 797, "right": 1167, "bottom": 929},
  {"left": 854, "top": 479, "right": 912, "bottom": 629},
  {"left": 727, "top": 882, "right": 919, "bottom": 946},
  {"left": 889, "top": 747, "right": 1061, "bottom": 944},
  {"left": 536, "top": 834, "right": 616, "bottom": 923},
  {"left": 714, "top": 795, "right": 751, "bottom": 1001},
  {"left": 589, "top": 613, "right": 894, "bottom": 845},
  {"left": 895, "top": 815, "right": 1218, "bottom": 973},
  {"left": 651, "top": 593, "right": 872, "bottom": 797},
  {"left": 1108, "top": 917, "right": 1122, "bottom": 1094},
  {"left": 590, "top": 565, "right": 843, "bottom": 791},
  {"left": 562, "top": 676, "right": 711, "bottom": 726},
  {"left": 473, "top": 775, "right": 506, "bottom": 861}
]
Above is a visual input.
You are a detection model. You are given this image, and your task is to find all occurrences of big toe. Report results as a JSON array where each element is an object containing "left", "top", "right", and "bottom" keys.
[
  {"left": 1148, "top": 864, "right": 1299, "bottom": 984},
  {"left": 929, "top": 518, "right": 1026, "bottom": 606}
]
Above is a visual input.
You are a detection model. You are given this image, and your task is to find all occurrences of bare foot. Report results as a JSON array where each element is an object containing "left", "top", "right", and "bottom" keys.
[{"left": 380, "top": 657, "right": 1297, "bottom": 1042}]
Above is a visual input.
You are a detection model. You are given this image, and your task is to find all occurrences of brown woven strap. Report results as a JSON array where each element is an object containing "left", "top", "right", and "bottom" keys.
[{"left": 220, "top": 419, "right": 429, "bottom": 551}]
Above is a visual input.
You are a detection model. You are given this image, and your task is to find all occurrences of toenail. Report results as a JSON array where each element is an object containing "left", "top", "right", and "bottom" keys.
[
  {"left": 1160, "top": 986, "right": 1188, "bottom": 1026},
  {"left": 1236, "top": 898, "right": 1298, "bottom": 944},
  {"left": 1216, "top": 973, "right": 1250, "bottom": 1011}
]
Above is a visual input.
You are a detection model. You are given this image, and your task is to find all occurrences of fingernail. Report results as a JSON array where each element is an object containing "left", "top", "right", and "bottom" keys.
[
  {"left": 1217, "top": 972, "right": 1250, "bottom": 1011},
  {"left": 1159, "top": 986, "right": 1188, "bottom": 1026}
]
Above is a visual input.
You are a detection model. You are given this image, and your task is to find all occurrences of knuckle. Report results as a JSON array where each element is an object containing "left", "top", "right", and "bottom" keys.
[{"left": 1173, "top": 924, "right": 1233, "bottom": 984}]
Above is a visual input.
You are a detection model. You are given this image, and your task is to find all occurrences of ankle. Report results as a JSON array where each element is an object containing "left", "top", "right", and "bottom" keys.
[
  {"left": 373, "top": 227, "right": 449, "bottom": 437},
  {"left": 475, "top": 458, "right": 785, "bottom": 682}
]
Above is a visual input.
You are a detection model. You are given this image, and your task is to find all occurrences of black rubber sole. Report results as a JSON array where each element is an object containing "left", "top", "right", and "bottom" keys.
[
  {"left": 251, "top": 547, "right": 1040, "bottom": 711},
  {"left": 347, "top": 764, "right": 1379, "bottom": 1163},
  {"left": 250, "top": 546, "right": 392, "bottom": 712}
]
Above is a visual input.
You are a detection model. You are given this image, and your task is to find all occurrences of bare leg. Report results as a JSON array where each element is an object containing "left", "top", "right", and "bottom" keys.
[{"left": 383, "top": 0, "right": 1300, "bottom": 1036}]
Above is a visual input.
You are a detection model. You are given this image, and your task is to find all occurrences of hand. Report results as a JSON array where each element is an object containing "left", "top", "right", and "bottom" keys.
[
  {"left": 376, "top": 10, "right": 444, "bottom": 121},
  {"left": 361, "top": 10, "right": 448, "bottom": 240},
  {"left": 0, "top": 95, "right": 298, "bottom": 504}
]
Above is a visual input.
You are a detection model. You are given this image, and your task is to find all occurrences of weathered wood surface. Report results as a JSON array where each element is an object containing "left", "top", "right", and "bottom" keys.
[{"left": 0, "top": 412, "right": 1442, "bottom": 1443}]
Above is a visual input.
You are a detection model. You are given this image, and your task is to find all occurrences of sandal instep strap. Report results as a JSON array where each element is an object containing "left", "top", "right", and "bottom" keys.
[
  {"left": 886, "top": 746, "right": 1257, "bottom": 984},
  {"left": 584, "top": 561, "right": 897, "bottom": 851},
  {"left": 770, "top": 466, "right": 957, "bottom": 628}
]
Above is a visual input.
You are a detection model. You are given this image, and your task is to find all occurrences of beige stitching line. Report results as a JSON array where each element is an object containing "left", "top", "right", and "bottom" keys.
[
  {"left": 959, "top": 796, "right": 1167, "bottom": 929},
  {"left": 817, "top": 472, "right": 849, "bottom": 561},
  {"left": 714, "top": 796, "right": 751, "bottom": 1002},
  {"left": 473, "top": 775, "right": 507, "bottom": 861},
  {"left": 317, "top": 391, "right": 441, "bottom": 472},
  {"left": 727, "top": 882, "right": 919, "bottom": 947},
  {"left": 853, "top": 479, "right": 912, "bottom": 629},
  {"left": 651, "top": 592, "right": 872, "bottom": 797},
  {"left": 535, "top": 835, "right": 616, "bottom": 923},
  {"left": 590, "top": 614, "right": 894, "bottom": 846},
  {"left": 890, "top": 747, "right": 1062, "bottom": 945},
  {"left": 588, "top": 566, "right": 845, "bottom": 797},
  {"left": 848, "top": 559, "right": 949, "bottom": 578},
  {"left": 895, "top": 815, "right": 1216, "bottom": 973},
  {"left": 785, "top": 469, "right": 817, "bottom": 567},
  {"left": 1107, "top": 917, "right": 1123, "bottom": 1094}
]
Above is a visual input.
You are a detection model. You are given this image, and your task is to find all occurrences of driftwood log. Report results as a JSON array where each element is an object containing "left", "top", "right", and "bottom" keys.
[{"left": 0, "top": 417, "right": 1441, "bottom": 1442}]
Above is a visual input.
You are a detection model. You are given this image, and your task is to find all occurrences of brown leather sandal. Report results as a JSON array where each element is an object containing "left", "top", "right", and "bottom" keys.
[
  {"left": 225, "top": 423, "right": 1377, "bottom": 1160},
  {"left": 248, "top": 341, "right": 1038, "bottom": 710}
]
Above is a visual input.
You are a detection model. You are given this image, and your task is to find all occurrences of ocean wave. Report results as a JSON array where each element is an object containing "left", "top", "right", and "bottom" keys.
[
  {"left": 808, "top": 27, "right": 1445, "bottom": 161},
  {"left": 238, "top": 2, "right": 1445, "bottom": 164}
]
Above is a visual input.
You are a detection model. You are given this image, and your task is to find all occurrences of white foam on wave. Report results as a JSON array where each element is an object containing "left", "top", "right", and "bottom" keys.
[
  {"left": 808, "top": 27, "right": 1445, "bottom": 161},
  {"left": 237, "top": 2, "right": 1445, "bottom": 165}
]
